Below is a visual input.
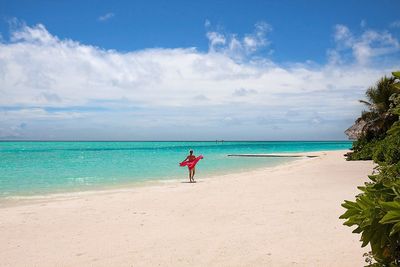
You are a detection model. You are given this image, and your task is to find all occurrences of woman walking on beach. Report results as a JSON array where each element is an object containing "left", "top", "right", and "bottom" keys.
[{"left": 180, "top": 150, "right": 203, "bottom": 183}]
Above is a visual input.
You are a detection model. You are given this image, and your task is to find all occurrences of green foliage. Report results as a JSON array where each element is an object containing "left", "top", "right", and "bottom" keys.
[
  {"left": 347, "top": 138, "right": 378, "bottom": 160},
  {"left": 389, "top": 94, "right": 400, "bottom": 117},
  {"left": 364, "top": 76, "right": 398, "bottom": 114},
  {"left": 341, "top": 71, "right": 400, "bottom": 266},
  {"left": 346, "top": 81, "right": 400, "bottom": 161},
  {"left": 373, "top": 135, "right": 400, "bottom": 165},
  {"left": 387, "top": 94, "right": 400, "bottom": 139},
  {"left": 340, "top": 163, "right": 400, "bottom": 265},
  {"left": 392, "top": 71, "right": 400, "bottom": 89},
  {"left": 392, "top": 72, "right": 400, "bottom": 78}
]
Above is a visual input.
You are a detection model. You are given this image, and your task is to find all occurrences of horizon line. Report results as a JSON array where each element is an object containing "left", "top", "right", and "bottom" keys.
[{"left": 0, "top": 139, "right": 352, "bottom": 142}]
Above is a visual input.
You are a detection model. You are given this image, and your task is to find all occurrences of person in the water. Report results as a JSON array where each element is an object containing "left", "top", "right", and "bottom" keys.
[{"left": 181, "top": 150, "right": 199, "bottom": 183}]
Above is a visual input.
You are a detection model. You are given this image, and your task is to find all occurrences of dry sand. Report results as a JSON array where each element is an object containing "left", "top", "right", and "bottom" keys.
[{"left": 0, "top": 150, "right": 374, "bottom": 266}]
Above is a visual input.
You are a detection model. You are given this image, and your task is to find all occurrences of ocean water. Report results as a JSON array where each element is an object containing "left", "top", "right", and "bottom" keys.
[{"left": 0, "top": 141, "right": 352, "bottom": 197}]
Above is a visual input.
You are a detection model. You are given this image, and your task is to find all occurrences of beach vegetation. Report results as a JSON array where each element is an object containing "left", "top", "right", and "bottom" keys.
[
  {"left": 341, "top": 71, "right": 400, "bottom": 266},
  {"left": 346, "top": 73, "right": 400, "bottom": 160}
]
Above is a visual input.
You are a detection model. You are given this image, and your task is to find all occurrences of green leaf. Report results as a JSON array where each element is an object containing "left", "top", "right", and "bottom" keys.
[
  {"left": 352, "top": 226, "right": 363, "bottom": 234},
  {"left": 339, "top": 208, "right": 360, "bottom": 219},
  {"left": 341, "top": 200, "right": 359, "bottom": 210},
  {"left": 361, "top": 227, "right": 373, "bottom": 247},
  {"left": 380, "top": 201, "right": 400, "bottom": 211},
  {"left": 379, "top": 226, "right": 389, "bottom": 248},
  {"left": 392, "top": 71, "right": 400, "bottom": 78},
  {"left": 357, "top": 186, "right": 367, "bottom": 192},
  {"left": 357, "top": 198, "right": 369, "bottom": 210},
  {"left": 379, "top": 210, "right": 400, "bottom": 224},
  {"left": 360, "top": 218, "right": 373, "bottom": 228},
  {"left": 393, "top": 187, "right": 400, "bottom": 198},
  {"left": 344, "top": 219, "right": 358, "bottom": 227},
  {"left": 390, "top": 222, "right": 400, "bottom": 236}
]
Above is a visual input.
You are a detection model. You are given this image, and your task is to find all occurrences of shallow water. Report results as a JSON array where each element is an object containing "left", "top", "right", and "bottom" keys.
[{"left": 0, "top": 141, "right": 351, "bottom": 197}]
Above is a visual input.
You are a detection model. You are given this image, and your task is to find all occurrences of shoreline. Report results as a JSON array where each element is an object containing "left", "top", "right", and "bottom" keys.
[
  {"left": 0, "top": 150, "right": 326, "bottom": 206},
  {"left": 0, "top": 141, "right": 352, "bottom": 199},
  {"left": 0, "top": 150, "right": 373, "bottom": 266}
]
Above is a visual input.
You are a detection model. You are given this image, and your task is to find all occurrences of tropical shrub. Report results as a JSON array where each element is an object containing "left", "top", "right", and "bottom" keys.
[
  {"left": 347, "top": 138, "right": 379, "bottom": 161},
  {"left": 346, "top": 74, "right": 400, "bottom": 161},
  {"left": 340, "top": 163, "right": 400, "bottom": 265},
  {"left": 373, "top": 135, "right": 400, "bottom": 165},
  {"left": 341, "top": 71, "right": 400, "bottom": 266}
]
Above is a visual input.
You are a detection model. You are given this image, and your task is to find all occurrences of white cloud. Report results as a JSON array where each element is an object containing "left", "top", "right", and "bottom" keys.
[
  {"left": 0, "top": 22, "right": 399, "bottom": 140},
  {"left": 11, "top": 23, "right": 59, "bottom": 44},
  {"left": 206, "top": 22, "right": 272, "bottom": 60},
  {"left": 206, "top": 31, "right": 226, "bottom": 51},
  {"left": 332, "top": 24, "right": 400, "bottom": 65},
  {"left": 98, "top": 12, "right": 115, "bottom": 22}
]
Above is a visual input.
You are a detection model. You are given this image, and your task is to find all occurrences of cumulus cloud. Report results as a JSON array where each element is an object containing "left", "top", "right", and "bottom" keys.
[
  {"left": 331, "top": 24, "right": 400, "bottom": 65},
  {"left": 0, "top": 22, "right": 399, "bottom": 140},
  {"left": 11, "top": 23, "right": 59, "bottom": 44},
  {"left": 206, "top": 21, "right": 272, "bottom": 60},
  {"left": 98, "top": 12, "right": 115, "bottom": 22}
]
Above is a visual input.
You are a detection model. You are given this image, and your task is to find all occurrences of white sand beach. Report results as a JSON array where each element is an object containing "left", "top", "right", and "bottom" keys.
[{"left": 0, "top": 150, "right": 374, "bottom": 266}]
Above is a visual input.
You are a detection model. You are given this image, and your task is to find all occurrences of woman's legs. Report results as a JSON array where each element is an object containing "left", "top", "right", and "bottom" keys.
[
  {"left": 188, "top": 169, "right": 192, "bottom": 182},
  {"left": 188, "top": 168, "right": 196, "bottom": 182}
]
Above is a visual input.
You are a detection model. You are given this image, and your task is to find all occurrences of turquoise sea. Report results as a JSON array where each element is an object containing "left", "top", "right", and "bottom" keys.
[{"left": 0, "top": 141, "right": 352, "bottom": 197}]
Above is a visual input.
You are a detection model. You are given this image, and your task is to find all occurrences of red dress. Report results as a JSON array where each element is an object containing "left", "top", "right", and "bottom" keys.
[{"left": 180, "top": 155, "right": 203, "bottom": 170}]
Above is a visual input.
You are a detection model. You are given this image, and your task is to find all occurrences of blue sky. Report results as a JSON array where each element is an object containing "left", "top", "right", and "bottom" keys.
[
  {"left": 0, "top": 0, "right": 400, "bottom": 140},
  {"left": 2, "top": 0, "right": 400, "bottom": 62}
]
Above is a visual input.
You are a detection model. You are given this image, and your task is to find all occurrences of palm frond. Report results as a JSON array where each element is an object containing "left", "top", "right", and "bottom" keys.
[{"left": 359, "top": 100, "right": 372, "bottom": 107}]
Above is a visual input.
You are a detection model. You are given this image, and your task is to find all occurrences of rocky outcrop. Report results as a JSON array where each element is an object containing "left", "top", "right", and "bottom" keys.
[{"left": 345, "top": 118, "right": 367, "bottom": 140}]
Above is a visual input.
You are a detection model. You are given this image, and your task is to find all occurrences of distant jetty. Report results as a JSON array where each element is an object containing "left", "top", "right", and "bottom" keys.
[{"left": 227, "top": 154, "right": 318, "bottom": 158}]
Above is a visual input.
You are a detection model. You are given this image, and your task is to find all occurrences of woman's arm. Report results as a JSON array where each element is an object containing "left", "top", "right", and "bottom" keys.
[{"left": 181, "top": 156, "right": 189, "bottom": 163}]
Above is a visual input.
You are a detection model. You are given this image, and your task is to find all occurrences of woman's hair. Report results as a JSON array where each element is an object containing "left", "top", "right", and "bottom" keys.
[{"left": 189, "top": 150, "right": 193, "bottom": 154}]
